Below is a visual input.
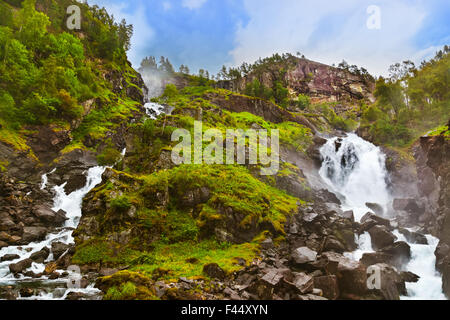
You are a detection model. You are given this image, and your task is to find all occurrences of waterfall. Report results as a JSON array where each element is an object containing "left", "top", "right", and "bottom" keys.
[
  {"left": 319, "top": 133, "right": 390, "bottom": 222},
  {"left": 318, "top": 133, "right": 446, "bottom": 300},
  {"left": 0, "top": 166, "right": 107, "bottom": 300}
]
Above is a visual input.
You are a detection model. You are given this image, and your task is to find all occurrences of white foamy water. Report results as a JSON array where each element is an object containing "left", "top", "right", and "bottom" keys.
[
  {"left": 319, "top": 133, "right": 390, "bottom": 222},
  {"left": 0, "top": 166, "right": 106, "bottom": 299},
  {"left": 143, "top": 102, "right": 165, "bottom": 119},
  {"left": 319, "top": 133, "right": 446, "bottom": 300},
  {"left": 394, "top": 231, "right": 446, "bottom": 300}
]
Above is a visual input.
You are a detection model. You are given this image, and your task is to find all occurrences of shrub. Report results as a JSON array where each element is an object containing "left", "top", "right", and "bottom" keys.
[
  {"left": 162, "top": 84, "right": 179, "bottom": 98},
  {"left": 97, "top": 147, "right": 122, "bottom": 166},
  {"left": 110, "top": 195, "right": 132, "bottom": 212},
  {"left": 297, "top": 94, "right": 311, "bottom": 110}
]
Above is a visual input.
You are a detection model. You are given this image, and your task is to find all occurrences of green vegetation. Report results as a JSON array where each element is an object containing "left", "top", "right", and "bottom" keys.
[
  {"left": 0, "top": 0, "right": 140, "bottom": 155},
  {"left": 360, "top": 46, "right": 450, "bottom": 146},
  {"left": 73, "top": 163, "right": 300, "bottom": 282}
]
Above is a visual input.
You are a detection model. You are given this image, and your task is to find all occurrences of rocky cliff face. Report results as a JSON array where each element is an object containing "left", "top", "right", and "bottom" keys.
[
  {"left": 218, "top": 58, "right": 375, "bottom": 106},
  {"left": 385, "top": 120, "right": 450, "bottom": 297},
  {"left": 418, "top": 122, "right": 450, "bottom": 297}
]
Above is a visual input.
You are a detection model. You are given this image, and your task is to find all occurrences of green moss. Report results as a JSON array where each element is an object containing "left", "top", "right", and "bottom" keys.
[
  {"left": 428, "top": 125, "right": 449, "bottom": 139},
  {"left": 0, "top": 159, "right": 9, "bottom": 172},
  {"left": 72, "top": 239, "right": 138, "bottom": 265},
  {"left": 110, "top": 195, "right": 132, "bottom": 213},
  {"left": 132, "top": 239, "right": 260, "bottom": 280}
]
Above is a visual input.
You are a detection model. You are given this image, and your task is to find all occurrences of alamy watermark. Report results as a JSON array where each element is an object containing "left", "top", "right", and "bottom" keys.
[
  {"left": 67, "top": 265, "right": 82, "bottom": 289},
  {"left": 66, "top": 5, "right": 81, "bottom": 30},
  {"left": 171, "top": 121, "right": 280, "bottom": 175}
]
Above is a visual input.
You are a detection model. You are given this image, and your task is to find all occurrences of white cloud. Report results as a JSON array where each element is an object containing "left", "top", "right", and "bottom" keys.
[
  {"left": 230, "top": 0, "right": 428, "bottom": 76},
  {"left": 182, "top": 0, "right": 208, "bottom": 10}
]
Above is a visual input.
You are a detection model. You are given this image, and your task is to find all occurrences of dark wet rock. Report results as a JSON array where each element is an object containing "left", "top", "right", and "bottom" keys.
[
  {"left": 360, "top": 252, "right": 394, "bottom": 267},
  {"left": 260, "top": 268, "right": 291, "bottom": 287},
  {"left": 9, "top": 258, "right": 33, "bottom": 274},
  {"left": 368, "top": 225, "right": 397, "bottom": 250},
  {"left": 398, "top": 228, "right": 428, "bottom": 245},
  {"left": 203, "top": 263, "right": 226, "bottom": 280},
  {"left": 291, "top": 273, "right": 314, "bottom": 294},
  {"left": 0, "top": 254, "right": 20, "bottom": 262},
  {"left": 314, "top": 189, "right": 341, "bottom": 205},
  {"left": 380, "top": 242, "right": 411, "bottom": 269},
  {"left": 99, "top": 267, "right": 119, "bottom": 277},
  {"left": 314, "top": 275, "right": 339, "bottom": 300},
  {"left": 359, "top": 213, "right": 391, "bottom": 233},
  {"left": 33, "top": 205, "right": 67, "bottom": 225},
  {"left": 400, "top": 271, "right": 420, "bottom": 283},
  {"left": 19, "top": 288, "right": 35, "bottom": 298},
  {"left": 30, "top": 247, "right": 50, "bottom": 263},
  {"left": 181, "top": 187, "right": 211, "bottom": 208},
  {"left": 342, "top": 210, "right": 355, "bottom": 223},
  {"left": 63, "top": 173, "right": 87, "bottom": 194},
  {"left": 393, "top": 199, "right": 425, "bottom": 216},
  {"left": 435, "top": 242, "right": 450, "bottom": 272},
  {"left": 0, "top": 286, "right": 17, "bottom": 300},
  {"left": 365, "top": 202, "right": 384, "bottom": 216},
  {"left": 21, "top": 227, "right": 47, "bottom": 243},
  {"left": 261, "top": 238, "right": 274, "bottom": 250},
  {"left": 321, "top": 252, "right": 367, "bottom": 296},
  {"left": 367, "top": 263, "right": 406, "bottom": 300},
  {"left": 323, "top": 237, "right": 346, "bottom": 253},
  {"left": 51, "top": 242, "right": 71, "bottom": 260}
]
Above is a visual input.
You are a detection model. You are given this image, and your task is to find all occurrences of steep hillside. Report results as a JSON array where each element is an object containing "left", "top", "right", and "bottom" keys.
[{"left": 0, "top": 0, "right": 147, "bottom": 181}]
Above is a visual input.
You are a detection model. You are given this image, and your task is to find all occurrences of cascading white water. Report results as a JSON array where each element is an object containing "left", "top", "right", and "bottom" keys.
[
  {"left": 394, "top": 231, "right": 446, "bottom": 300},
  {"left": 0, "top": 166, "right": 107, "bottom": 299},
  {"left": 318, "top": 133, "right": 446, "bottom": 300},
  {"left": 143, "top": 102, "right": 165, "bottom": 119},
  {"left": 319, "top": 133, "right": 390, "bottom": 222}
]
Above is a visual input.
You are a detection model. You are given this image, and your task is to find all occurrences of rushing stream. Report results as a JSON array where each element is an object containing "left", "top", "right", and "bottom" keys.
[
  {"left": 318, "top": 133, "right": 446, "bottom": 300},
  {"left": 0, "top": 166, "right": 107, "bottom": 299}
]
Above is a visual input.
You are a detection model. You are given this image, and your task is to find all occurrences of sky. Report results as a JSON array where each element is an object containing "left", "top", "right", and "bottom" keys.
[{"left": 88, "top": 0, "right": 450, "bottom": 77}]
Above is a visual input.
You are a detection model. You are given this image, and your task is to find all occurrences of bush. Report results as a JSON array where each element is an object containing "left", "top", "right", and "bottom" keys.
[
  {"left": 297, "top": 94, "right": 311, "bottom": 110},
  {"left": 97, "top": 147, "right": 122, "bottom": 166},
  {"left": 162, "top": 84, "right": 179, "bottom": 98},
  {"left": 110, "top": 195, "right": 132, "bottom": 213}
]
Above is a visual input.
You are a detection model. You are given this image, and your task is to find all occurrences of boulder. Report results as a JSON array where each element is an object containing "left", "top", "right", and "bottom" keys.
[
  {"left": 380, "top": 242, "right": 411, "bottom": 268},
  {"left": 292, "top": 273, "right": 314, "bottom": 294},
  {"left": 393, "top": 199, "right": 425, "bottom": 215},
  {"left": 342, "top": 210, "right": 355, "bottom": 223},
  {"left": 360, "top": 212, "right": 391, "bottom": 228},
  {"left": 314, "top": 275, "right": 339, "bottom": 300},
  {"left": 9, "top": 258, "right": 33, "bottom": 274},
  {"left": 323, "top": 237, "right": 346, "bottom": 253},
  {"left": 368, "top": 225, "right": 397, "bottom": 250},
  {"left": 400, "top": 271, "right": 420, "bottom": 283},
  {"left": 33, "top": 205, "right": 67, "bottom": 225},
  {"left": 291, "top": 247, "right": 317, "bottom": 265},
  {"left": 367, "top": 263, "right": 406, "bottom": 300},
  {"left": 435, "top": 242, "right": 450, "bottom": 272},
  {"left": 398, "top": 228, "right": 428, "bottom": 245},
  {"left": 30, "top": 247, "right": 50, "bottom": 263},
  {"left": 51, "top": 242, "right": 71, "bottom": 260},
  {"left": 365, "top": 202, "right": 384, "bottom": 216},
  {"left": 21, "top": 227, "right": 48, "bottom": 244},
  {"left": 261, "top": 268, "right": 291, "bottom": 287},
  {"left": 322, "top": 252, "right": 367, "bottom": 296},
  {"left": 203, "top": 263, "right": 226, "bottom": 280},
  {"left": 360, "top": 252, "right": 394, "bottom": 267},
  {"left": 0, "top": 254, "right": 20, "bottom": 262}
]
